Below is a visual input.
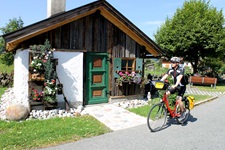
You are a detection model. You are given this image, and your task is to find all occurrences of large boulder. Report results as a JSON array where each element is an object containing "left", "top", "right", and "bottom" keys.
[{"left": 5, "top": 104, "right": 29, "bottom": 121}]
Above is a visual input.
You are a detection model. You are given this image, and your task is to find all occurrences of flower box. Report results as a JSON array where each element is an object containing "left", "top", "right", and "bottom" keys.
[
  {"left": 29, "top": 100, "right": 44, "bottom": 110},
  {"left": 115, "top": 71, "right": 142, "bottom": 86},
  {"left": 30, "top": 73, "right": 45, "bottom": 82}
]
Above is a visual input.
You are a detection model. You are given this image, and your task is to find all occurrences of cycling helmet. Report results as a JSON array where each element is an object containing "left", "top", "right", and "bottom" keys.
[{"left": 170, "top": 57, "right": 180, "bottom": 63}]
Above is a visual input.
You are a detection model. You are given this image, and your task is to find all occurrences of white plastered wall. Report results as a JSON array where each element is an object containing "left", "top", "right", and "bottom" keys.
[
  {"left": 14, "top": 49, "right": 29, "bottom": 107},
  {"left": 13, "top": 49, "right": 83, "bottom": 109},
  {"left": 54, "top": 52, "right": 83, "bottom": 107}
]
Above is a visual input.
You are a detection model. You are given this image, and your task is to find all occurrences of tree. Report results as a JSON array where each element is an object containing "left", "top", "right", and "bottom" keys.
[
  {"left": 0, "top": 17, "right": 24, "bottom": 35},
  {"left": 154, "top": 0, "right": 225, "bottom": 74},
  {"left": 0, "top": 17, "right": 24, "bottom": 65}
]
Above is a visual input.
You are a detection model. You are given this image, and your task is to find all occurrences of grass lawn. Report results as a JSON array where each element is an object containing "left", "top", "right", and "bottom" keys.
[
  {"left": 0, "top": 62, "right": 13, "bottom": 73},
  {"left": 192, "top": 83, "right": 225, "bottom": 92},
  {"left": 0, "top": 116, "right": 111, "bottom": 150},
  {"left": 0, "top": 87, "right": 7, "bottom": 102}
]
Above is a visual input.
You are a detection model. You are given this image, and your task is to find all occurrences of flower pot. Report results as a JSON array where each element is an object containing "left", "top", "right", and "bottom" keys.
[
  {"left": 29, "top": 99, "right": 44, "bottom": 110},
  {"left": 44, "top": 101, "right": 58, "bottom": 110},
  {"left": 57, "top": 84, "right": 63, "bottom": 94}
]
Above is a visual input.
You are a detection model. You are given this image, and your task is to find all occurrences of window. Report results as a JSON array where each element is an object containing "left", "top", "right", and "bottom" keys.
[
  {"left": 113, "top": 57, "right": 143, "bottom": 78},
  {"left": 121, "top": 58, "right": 135, "bottom": 71}
]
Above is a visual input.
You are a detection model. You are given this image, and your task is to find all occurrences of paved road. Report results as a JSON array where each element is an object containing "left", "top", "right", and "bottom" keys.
[{"left": 41, "top": 95, "right": 225, "bottom": 150}]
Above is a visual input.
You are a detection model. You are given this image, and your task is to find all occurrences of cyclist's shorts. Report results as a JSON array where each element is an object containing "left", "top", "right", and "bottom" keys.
[{"left": 169, "top": 86, "right": 186, "bottom": 97}]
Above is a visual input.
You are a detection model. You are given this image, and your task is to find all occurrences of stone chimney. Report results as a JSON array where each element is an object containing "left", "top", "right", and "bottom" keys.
[{"left": 47, "top": 0, "right": 66, "bottom": 17}]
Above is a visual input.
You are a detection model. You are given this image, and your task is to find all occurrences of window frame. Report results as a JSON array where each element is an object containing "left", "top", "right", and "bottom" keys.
[{"left": 121, "top": 58, "right": 135, "bottom": 72}]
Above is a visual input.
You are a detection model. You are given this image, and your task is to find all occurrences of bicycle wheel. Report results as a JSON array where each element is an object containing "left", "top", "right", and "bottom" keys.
[
  {"left": 176, "top": 100, "right": 190, "bottom": 124},
  {"left": 147, "top": 103, "right": 167, "bottom": 132}
]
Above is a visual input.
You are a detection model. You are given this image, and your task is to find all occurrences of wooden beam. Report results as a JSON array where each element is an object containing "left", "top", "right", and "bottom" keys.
[{"left": 6, "top": 8, "right": 99, "bottom": 51}]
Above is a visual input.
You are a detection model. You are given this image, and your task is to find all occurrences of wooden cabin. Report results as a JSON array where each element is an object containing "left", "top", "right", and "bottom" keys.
[{"left": 3, "top": 0, "right": 164, "bottom": 109}]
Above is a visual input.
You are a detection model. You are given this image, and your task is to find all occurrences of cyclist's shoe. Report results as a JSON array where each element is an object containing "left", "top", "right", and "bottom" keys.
[{"left": 179, "top": 112, "right": 186, "bottom": 120}]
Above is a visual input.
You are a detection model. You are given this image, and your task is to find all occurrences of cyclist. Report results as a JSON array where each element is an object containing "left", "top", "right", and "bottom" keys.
[{"left": 160, "top": 57, "right": 186, "bottom": 120}]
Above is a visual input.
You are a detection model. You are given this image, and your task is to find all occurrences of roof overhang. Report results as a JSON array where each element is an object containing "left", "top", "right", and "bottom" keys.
[{"left": 3, "top": 1, "right": 164, "bottom": 56}]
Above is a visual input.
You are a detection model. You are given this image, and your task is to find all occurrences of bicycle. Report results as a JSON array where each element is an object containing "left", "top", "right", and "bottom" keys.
[{"left": 147, "top": 80, "right": 191, "bottom": 132}]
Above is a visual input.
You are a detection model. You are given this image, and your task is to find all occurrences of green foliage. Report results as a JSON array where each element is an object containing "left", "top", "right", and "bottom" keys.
[
  {"left": 0, "top": 37, "right": 4, "bottom": 53},
  {"left": 0, "top": 17, "right": 24, "bottom": 65},
  {"left": 29, "top": 39, "right": 56, "bottom": 81},
  {"left": 0, "top": 60, "right": 13, "bottom": 73},
  {"left": 154, "top": 0, "right": 225, "bottom": 73},
  {"left": 184, "top": 65, "right": 192, "bottom": 75},
  {"left": 145, "top": 59, "right": 168, "bottom": 76},
  {"left": 29, "top": 39, "right": 58, "bottom": 103},
  {"left": 198, "top": 57, "right": 224, "bottom": 76},
  {"left": 0, "top": 116, "right": 110, "bottom": 150},
  {"left": 0, "top": 51, "right": 14, "bottom": 66},
  {"left": 0, "top": 17, "right": 23, "bottom": 35},
  {"left": 43, "top": 79, "right": 58, "bottom": 103}
]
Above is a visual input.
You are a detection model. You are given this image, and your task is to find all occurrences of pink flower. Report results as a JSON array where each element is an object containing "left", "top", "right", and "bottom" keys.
[
  {"left": 131, "top": 71, "right": 136, "bottom": 77},
  {"left": 119, "top": 72, "right": 124, "bottom": 76}
]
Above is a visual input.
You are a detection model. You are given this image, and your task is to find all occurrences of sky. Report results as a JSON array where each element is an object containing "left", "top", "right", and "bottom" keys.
[{"left": 0, "top": 0, "right": 224, "bottom": 40}]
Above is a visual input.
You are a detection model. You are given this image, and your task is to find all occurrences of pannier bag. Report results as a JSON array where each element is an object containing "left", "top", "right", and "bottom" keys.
[{"left": 187, "top": 96, "right": 195, "bottom": 109}]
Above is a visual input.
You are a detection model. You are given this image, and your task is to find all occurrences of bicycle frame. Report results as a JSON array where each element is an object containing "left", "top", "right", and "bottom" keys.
[{"left": 162, "top": 93, "right": 180, "bottom": 118}]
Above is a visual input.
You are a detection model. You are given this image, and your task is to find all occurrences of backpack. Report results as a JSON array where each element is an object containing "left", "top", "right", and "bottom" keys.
[{"left": 181, "top": 74, "right": 189, "bottom": 85}]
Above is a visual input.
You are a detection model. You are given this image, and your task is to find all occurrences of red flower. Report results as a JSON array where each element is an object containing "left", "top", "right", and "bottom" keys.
[{"left": 51, "top": 79, "right": 56, "bottom": 83}]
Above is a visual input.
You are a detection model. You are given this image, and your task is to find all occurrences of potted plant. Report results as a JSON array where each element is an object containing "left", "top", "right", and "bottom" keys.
[
  {"left": 43, "top": 79, "right": 58, "bottom": 104},
  {"left": 29, "top": 40, "right": 58, "bottom": 109},
  {"left": 31, "top": 88, "right": 43, "bottom": 101}
]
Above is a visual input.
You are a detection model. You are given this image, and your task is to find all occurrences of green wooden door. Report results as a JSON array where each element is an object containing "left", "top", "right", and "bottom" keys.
[{"left": 86, "top": 52, "right": 109, "bottom": 104}]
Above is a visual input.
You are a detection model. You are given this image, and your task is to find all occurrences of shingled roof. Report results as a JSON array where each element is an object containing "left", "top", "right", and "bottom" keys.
[{"left": 3, "top": 0, "right": 164, "bottom": 56}]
